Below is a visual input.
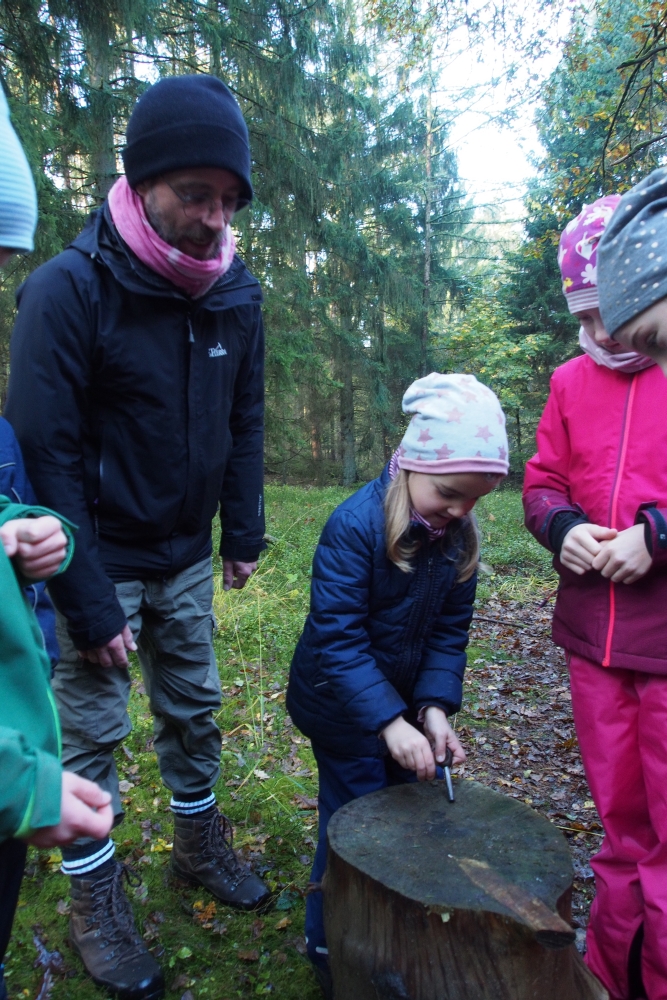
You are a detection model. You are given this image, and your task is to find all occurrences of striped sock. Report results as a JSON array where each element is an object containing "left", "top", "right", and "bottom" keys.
[
  {"left": 170, "top": 792, "right": 216, "bottom": 816},
  {"left": 60, "top": 838, "right": 115, "bottom": 877}
]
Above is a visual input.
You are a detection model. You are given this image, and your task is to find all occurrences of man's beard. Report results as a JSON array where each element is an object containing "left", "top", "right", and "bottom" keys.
[{"left": 144, "top": 194, "right": 223, "bottom": 260}]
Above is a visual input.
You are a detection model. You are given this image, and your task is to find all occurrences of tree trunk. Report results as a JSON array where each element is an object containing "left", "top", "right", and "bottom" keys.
[
  {"left": 84, "top": 29, "right": 117, "bottom": 201},
  {"left": 420, "top": 65, "right": 433, "bottom": 378},
  {"left": 324, "top": 780, "right": 608, "bottom": 1000},
  {"left": 339, "top": 365, "right": 357, "bottom": 486}
]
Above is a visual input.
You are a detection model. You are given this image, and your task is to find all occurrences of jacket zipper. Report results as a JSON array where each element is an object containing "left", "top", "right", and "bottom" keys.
[
  {"left": 602, "top": 375, "right": 638, "bottom": 666},
  {"left": 412, "top": 553, "right": 435, "bottom": 666}
]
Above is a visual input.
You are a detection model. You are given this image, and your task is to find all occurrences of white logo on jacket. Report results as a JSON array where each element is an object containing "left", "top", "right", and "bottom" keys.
[{"left": 208, "top": 343, "right": 227, "bottom": 358}]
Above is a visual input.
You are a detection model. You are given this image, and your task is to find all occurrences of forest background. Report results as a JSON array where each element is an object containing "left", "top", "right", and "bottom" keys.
[{"left": 2, "top": 0, "right": 667, "bottom": 483}]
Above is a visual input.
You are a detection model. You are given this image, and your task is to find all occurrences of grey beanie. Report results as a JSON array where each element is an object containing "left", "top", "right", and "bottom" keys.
[
  {"left": 0, "top": 87, "right": 37, "bottom": 252},
  {"left": 598, "top": 167, "right": 667, "bottom": 335}
]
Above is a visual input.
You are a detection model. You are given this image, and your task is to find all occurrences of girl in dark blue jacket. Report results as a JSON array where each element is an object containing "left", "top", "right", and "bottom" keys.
[{"left": 286, "top": 373, "right": 509, "bottom": 990}]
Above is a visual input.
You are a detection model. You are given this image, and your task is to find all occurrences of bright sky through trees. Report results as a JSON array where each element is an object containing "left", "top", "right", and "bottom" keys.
[{"left": 433, "top": 1, "right": 570, "bottom": 220}]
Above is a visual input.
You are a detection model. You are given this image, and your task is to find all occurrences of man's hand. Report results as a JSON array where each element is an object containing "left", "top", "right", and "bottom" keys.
[
  {"left": 0, "top": 515, "right": 68, "bottom": 580},
  {"left": 423, "top": 707, "right": 466, "bottom": 766},
  {"left": 26, "top": 772, "right": 113, "bottom": 848},
  {"left": 591, "top": 523, "right": 652, "bottom": 584},
  {"left": 78, "top": 624, "right": 137, "bottom": 669},
  {"left": 560, "top": 523, "right": 618, "bottom": 575},
  {"left": 223, "top": 559, "right": 257, "bottom": 591},
  {"left": 381, "top": 716, "right": 436, "bottom": 781}
]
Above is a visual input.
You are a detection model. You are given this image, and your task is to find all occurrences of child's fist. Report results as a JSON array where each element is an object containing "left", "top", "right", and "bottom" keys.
[
  {"left": 26, "top": 772, "right": 113, "bottom": 847},
  {"left": 560, "top": 523, "right": 617, "bottom": 575},
  {"left": 422, "top": 706, "right": 466, "bottom": 766},
  {"left": 381, "top": 715, "right": 436, "bottom": 781},
  {"left": 0, "top": 515, "right": 68, "bottom": 580}
]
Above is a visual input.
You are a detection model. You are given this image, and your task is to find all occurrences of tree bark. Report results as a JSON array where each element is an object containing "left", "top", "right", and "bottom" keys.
[
  {"left": 84, "top": 27, "right": 117, "bottom": 201},
  {"left": 420, "top": 64, "right": 433, "bottom": 378},
  {"left": 324, "top": 780, "right": 608, "bottom": 1000},
  {"left": 339, "top": 364, "right": 357, "bottom": 486}
]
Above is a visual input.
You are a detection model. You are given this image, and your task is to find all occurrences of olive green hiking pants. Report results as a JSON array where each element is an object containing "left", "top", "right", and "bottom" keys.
[{"left": 52, "top": 557, "right": 222, "bottom": 827}]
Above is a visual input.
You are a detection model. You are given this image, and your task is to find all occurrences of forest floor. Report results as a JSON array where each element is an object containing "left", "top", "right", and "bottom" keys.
[{"left": 8, "top": 485, "right": 598, "bottom": 1000}]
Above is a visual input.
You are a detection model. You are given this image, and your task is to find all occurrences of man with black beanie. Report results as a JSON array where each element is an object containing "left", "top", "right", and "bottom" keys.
[{"left": 5, "top": 75, "right": 269, "bottom": 1000}]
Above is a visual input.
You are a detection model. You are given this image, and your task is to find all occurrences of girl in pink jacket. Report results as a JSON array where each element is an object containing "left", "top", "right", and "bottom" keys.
[{"left": 523, "top": 195, "right": 667, "bottom": 1000}]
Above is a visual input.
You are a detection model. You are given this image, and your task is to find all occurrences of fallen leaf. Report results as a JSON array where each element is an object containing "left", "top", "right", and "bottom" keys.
[
  {"left": 118, "top": 780, "right": 134, "bottom": 793},
  {"left": 238, "top": 949, "right": 260, "bottom": 962},
  {"left": 292, "top": 794, "right": 318, "bottom": 810},
  {"left": 55, "top": 899, "right": 70, "bottom": 916},
  {"left": 175, "top": 946, "right": 192, "bottom": 960},
  {"left": 170, "top": 975, "right": 189, "bottom": 991},
  {"left": 150, "top": 839, "right": 173, "bottom": 853},
  {"left": 251, "top": 919, "right": 264, "bottom": 938},
  {"left": 254, "top": 769, "right": 270, "bottom": 781},
  {"left": 275, "top": 917, "right": 291, "bottom": 930}
]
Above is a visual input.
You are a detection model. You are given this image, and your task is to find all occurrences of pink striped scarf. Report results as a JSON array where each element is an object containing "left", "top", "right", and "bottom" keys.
[
  {"left": 108, "top": 176, "right": 236, "bottom": 299},
  {"left": 388, "top": 450, "right": 448, "bottom": 541}
]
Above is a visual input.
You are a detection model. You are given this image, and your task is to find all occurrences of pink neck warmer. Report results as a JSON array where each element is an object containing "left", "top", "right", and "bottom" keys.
[
  {"left": 578, "top": 327, "right": 656, "bottom": 374},
  {"left": 107, "top": 176, "right": 236, "bottom": 299}
]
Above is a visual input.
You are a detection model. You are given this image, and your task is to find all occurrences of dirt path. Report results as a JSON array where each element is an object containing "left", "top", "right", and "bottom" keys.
[{"left": 459, "top": 595, "right": 598, "bottom": 950}]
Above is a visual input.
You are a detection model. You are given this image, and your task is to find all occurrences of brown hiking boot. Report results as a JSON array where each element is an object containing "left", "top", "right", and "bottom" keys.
[
  {"left": 171, "top": 807, "right": 271, "bottom": 911},
  {"left": 69, "top": 862, "right": 165, "bottom": 1000}
]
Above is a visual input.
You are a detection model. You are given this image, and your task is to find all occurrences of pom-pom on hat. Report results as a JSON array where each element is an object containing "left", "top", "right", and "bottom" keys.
[
  {"left": 558, "top": 195, "right": 621, "bottom": 314},
  {"left": 598, "top": 167, "right": 667, "bottom": 336},
  {"left": 122, "top": 74, "right": 253, "bottom": 205},
  {"left": 0, "top": 87, "right": 37, "bottom": 252},
  {"left": 398, "top": 373, "right": 509, "bottom": 476}
]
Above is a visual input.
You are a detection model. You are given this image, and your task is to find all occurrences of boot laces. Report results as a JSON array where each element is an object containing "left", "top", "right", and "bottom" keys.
[
  {"left": 203, "top": 811, "right": 250, "bottom": 889},
  {"left": 88, "top": 863, "right": 145, "bottom": 963}
]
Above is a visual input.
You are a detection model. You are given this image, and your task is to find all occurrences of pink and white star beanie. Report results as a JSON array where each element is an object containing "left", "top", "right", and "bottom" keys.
[{"left": 398, "top": 372, "right": 509, "bottom": 476}]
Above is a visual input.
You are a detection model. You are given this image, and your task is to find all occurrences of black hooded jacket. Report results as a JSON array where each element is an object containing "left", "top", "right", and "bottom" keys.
[{"left": 5, "top": 206, "right": 265, "bottom": 649}]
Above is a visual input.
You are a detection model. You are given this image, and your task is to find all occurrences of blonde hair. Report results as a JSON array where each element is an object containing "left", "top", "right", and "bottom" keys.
[{"left": 384, "top": 469, "right": 481, "bottom": 582}]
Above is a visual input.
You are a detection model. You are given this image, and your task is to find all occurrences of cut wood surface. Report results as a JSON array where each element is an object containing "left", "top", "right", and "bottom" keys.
[{"left": 324, "top": 779, "right": 608, "bottom": 1000}]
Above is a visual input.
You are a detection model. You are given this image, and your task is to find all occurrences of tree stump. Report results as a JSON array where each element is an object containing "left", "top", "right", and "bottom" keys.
[{"left": 323, "top": 779, "right": 608, "bottom": 1000}]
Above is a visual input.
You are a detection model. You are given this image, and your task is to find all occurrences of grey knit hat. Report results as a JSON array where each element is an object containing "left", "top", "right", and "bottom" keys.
[
  {"left": 0, "top": 86, "right": 37, "bottom": 252},
  {"left": 598, "top": 168, "right": 667, "bottom": 335}
]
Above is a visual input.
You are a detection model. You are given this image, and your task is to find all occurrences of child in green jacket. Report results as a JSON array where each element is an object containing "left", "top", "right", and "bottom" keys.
[{"left": 0, "top": 86, "right": 114, "bottom": 1000}]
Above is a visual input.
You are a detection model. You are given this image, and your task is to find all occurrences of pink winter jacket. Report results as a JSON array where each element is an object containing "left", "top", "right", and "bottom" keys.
[{"left": 523, "top": 355, "right": 667, "bottom": 674}]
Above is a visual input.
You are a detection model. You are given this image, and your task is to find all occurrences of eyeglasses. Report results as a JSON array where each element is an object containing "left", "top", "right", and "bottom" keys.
[{"left": 165, "top": 182, "right": 242, "bottom": 221}]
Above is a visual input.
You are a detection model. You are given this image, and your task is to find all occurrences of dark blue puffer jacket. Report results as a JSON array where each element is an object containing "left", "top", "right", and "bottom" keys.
[
  {"left": 0, "top": 418, "right": 59, "bottom": 667},
  {"left": 286, "top": 466, "right": 476, "bottom": 757}
]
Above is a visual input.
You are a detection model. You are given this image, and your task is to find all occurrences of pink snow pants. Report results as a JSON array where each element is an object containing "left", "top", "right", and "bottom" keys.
[{"left": 568, "top": 652, "right": 667, "bottom": 1000}]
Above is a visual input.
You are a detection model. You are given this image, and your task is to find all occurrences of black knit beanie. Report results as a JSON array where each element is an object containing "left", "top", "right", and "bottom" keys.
[{"left": 122, "top": 75, "right": 253, "bottom": 204}]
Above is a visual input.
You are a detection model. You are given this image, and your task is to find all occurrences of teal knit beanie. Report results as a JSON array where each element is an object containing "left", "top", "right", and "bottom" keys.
[{"left": 0, "top": 87, "right": 37, "bottom": 252}]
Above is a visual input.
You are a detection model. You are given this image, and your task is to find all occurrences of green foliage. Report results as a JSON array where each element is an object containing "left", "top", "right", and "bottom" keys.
[
  {"left": 435, "top": 284, "right": 574, "bottom": 468},
  {"left": 0, "top": 0, "right": 468, "bottom": 481}
]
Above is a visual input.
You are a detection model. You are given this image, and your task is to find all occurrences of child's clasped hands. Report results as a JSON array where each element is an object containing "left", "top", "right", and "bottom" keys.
[{"left": 560, "top": 522, "right": 652, "bottom": 584}]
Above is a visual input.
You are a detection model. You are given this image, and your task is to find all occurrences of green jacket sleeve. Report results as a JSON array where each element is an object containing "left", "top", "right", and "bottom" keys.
[
  {"left": 0, "top": 496, "right": 72, "bottom": 841},
  {"left": 0, "top": 730, "right": 62, "bottom": 839}
]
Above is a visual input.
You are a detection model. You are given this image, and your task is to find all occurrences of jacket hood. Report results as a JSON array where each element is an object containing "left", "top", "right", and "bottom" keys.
[{"left": 70, "top": 205, "right": 262, "bottom": 310}]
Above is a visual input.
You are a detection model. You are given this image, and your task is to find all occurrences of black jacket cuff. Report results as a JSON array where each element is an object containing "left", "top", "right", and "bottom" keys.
[
  {"left": 549, "top": 511, "right": 589, "bottom": 554},
  {"left": 219, "top": 538, "right": 267, "bottom": 563}
]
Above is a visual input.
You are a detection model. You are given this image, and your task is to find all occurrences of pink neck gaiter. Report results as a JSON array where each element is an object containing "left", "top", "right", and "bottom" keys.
[
  {"left": 107, "top": 176, "right": 236, "bottom": 299},
  {"left": 578, "top": 327, "right": 656, "bottom": 374}
]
